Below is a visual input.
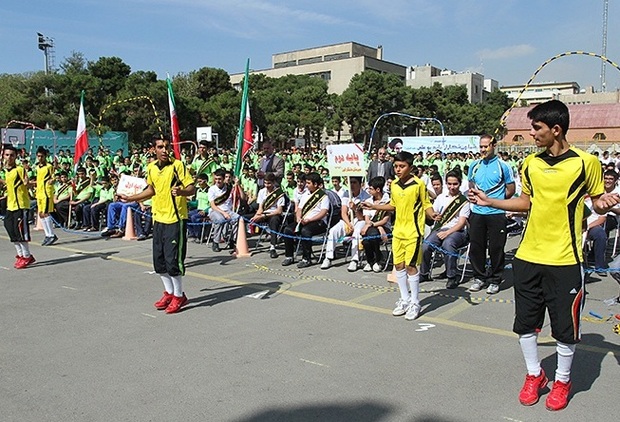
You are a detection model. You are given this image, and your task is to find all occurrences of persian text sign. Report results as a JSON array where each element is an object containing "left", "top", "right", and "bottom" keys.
[
  {"left": 326, "top": 144, "right": 366, "bottom": 177},
  {"left": 388, "top": 136, "right": 479, "bottom": 154},
  {"left": 117, "top": 174, "right": 147, "bottom": 196}
]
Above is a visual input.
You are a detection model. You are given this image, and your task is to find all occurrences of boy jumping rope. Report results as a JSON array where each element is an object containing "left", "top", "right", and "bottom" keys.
[{"left": 363, "top": 151, "right": 435, "bottom": 320}]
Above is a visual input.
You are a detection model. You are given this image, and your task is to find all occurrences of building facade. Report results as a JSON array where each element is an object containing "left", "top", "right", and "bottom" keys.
[
  {"left": 500, "top": 81, "right": 581, "bottom": 106},
  {"left": 406, "top": 65, "right": 497, "bottom": 103},
  {"left": 229, "top": 42, "right": 406, "bottom": 95},
  {"left": 504, "top": 103, "right": 620, "bottom": 145}
]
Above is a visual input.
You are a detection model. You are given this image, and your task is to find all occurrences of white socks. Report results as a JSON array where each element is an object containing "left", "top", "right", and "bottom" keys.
[
  {"left": 20, "top": 242, "right": 31, "bottom": 258},
  {"left": 408, "top": 273, "right": 420, "bottom": 305},
  {"left": 556, "top": 342, "right": 575, "bottom": 383},
  {"left": 14, "top": 243, "right": 23, "bottom": 257},
  {"left": 519, "top": 333, "right": 541, "bottom": 376},
  {"left": 160, "top": 273, "right": 174, "bottom": 294},
  {"left": 42, "top": 216, "right": 54, "bottom": 237},
  {"left": 396, "top": 268, "right": 410, "bottom": 302},
  {"left": 519, "top": 333, "right": 575, "bottom": 383},
  {"left": 171, "top": 275, "right": 183, "bottom": 297}
]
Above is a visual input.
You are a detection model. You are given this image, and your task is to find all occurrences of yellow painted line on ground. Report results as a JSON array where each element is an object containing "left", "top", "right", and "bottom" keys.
[
  {"left": 11, "top": 238, "right": 620, "bottom": 357},
  {"left": 223, "top": 268, "right": 260, "bottom": 278},
  {"left": 289, "top": 279, "right": 315, "bottom": 287},
  {"left": 349, "top": 290, "right": 387, "bottom": 304},
  {"left": 434, "top": 299, "right": 474, "bottom": 320}
]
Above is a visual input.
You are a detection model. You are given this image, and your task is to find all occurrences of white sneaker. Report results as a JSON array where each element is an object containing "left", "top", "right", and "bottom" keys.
[
  {"left": 392, "top": 299, "right": 409, "bottom": 316},
  {"left": 320, "top": 258, "right": 331, "bottom": 270},
  {"left": 468, "top": 278, "right": 487, "bottom": 292},
  {"left": 347, "top": 260, "right": 359, "bottom": 272},
  {"left": 404, "top": 302, "right": 421, "bottom": 321},
  {"left": 363, "top": 263, "right": 372, "bottom": 272},
  {"left": 372, "top": 263, "right": 383, "bottom": 273},
  {"left": 486, "top": 283, "right": 500, "bottom": 294}
]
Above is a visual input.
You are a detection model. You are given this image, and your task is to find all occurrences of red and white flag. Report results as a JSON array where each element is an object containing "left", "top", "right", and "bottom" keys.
[
  {"left": 241, "top": 99, "right": 253, "bottom": 159},
  {"left": 74, "top": 90, "right": 89, "bottom": 165},
  {"left": 167, "top": 76, "right": 181, "bottom": 159}
]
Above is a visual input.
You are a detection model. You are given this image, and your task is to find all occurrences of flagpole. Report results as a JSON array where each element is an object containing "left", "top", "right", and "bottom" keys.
[{"left": 234, "top": 59, "right": 250, "bottom": 178}]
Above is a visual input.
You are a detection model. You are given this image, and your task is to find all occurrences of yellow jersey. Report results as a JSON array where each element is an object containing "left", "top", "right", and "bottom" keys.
[
  {"left": 146, "top": 158, "right": 194, "bottom": 224},
  {"left": 516, "top": 146, "right": 604, "bottom": 265},
  {"left": 5, "top": 166, "right": 30, "bottom": 211},
  {"left": 389, "top": 176, "right": 431, "bottom": 240}
]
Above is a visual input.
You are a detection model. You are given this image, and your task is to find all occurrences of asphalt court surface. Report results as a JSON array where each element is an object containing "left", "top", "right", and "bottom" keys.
[{"left": 1, "top": 228, "right": 619, "bottom": 422}]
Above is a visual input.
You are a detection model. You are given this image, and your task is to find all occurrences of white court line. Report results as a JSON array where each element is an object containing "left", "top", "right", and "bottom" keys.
[
  {"left": 141, "top": 313, "right": 157, "bottom": 318},
  {"left": 61, "top": 286, "right": 78, "bottom": 290},
  {"left": 299, "top": 358, "right": 330, "bottom": 368}
]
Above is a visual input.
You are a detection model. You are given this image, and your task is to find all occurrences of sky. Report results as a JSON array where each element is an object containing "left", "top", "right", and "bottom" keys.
[{"left": 1, "top": 0, "right": 619, "bottom": 91}]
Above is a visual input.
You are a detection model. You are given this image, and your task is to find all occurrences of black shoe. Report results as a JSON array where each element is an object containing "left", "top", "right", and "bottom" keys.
[
  {"left": 446, "top": 278, "right": 459, "bottom": 289},
  {"left": 46, "top": 234, "right": 58, "bottom": 246},
  {"left": 212, "top": 242, "right": 221, "bottom": 252},
  {"left": 137, "top": 234, "right": 147, "bottom": 241},
  {"left": 270, "top": 249, "right": 278, "bottom": 259},
  {"left": 297, "top": 259, "right": 312, "bottom": 268},
  {"left": 419, "top": 273, "right": 432, "bottom": 282},
  {"left": 41, "top": 236, "right": 50, "bottom": 246},
  {"left": 101, "top": 228, "right": 114, "bottom": 237},
  {"left": 282, "top": 257, "right": 294, "bottom": 266},
  {"left": 436, "top": 271, "right": 448, "bottom": 280}
]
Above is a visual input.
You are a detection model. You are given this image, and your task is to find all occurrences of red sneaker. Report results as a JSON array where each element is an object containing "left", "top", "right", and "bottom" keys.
[
  {"left": 14, "top": 256, "right": 23, "bottom": 268},
  {"left": 545, "top": 380, "right": 571, "bottom": 411},
  {"left": 165, "top": 294, "right": 188, "bottom": 314},
  {"left": 519, "top": 369, "right": 548, "bottom": 406},
  {"left": 15, "top": 255, "right": 36, "bottom": 269},
  {"left": 154, "top": 291, "right": 174, "bottom": 310}
]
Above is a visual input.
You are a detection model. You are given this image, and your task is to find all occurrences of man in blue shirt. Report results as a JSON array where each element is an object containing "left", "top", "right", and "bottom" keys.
[{"left": 467, "top": 134, "right": 515, "bottom": 294}]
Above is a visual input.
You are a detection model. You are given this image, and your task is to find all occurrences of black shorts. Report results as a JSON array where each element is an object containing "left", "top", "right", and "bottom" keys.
[
  {"left": 152, "top": 220, "right": 187, "bottom": 277},
  {"left": 512, "top": 257, "right": 585, "bottom": 344},
  {"left": 3, "top": 209, "right": 31, "bottom": 243}
]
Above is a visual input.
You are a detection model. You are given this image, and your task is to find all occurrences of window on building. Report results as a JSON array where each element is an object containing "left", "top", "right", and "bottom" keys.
[
  {"left": 274, "top": 60, "right": 297, "bottom": 69},
  {"left": 308, "top": 71, "right": 331, "bottom": 81},
  {"left": 512, "top": 135, "right": 524, "bottom": 143},
  {"left": 324, "top": 52, "right": 350, "bottom": 61},
  {"left": 593, "top": 133, "right": 607, "bottom": 141},
  {"left": 298, "top": 56, "right": 322, "bottom": 65}
]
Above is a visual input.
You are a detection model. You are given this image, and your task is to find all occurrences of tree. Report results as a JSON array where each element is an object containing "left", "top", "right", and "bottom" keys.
[{"left": 339, "top": 71, "right": 407, "bottom": 145}]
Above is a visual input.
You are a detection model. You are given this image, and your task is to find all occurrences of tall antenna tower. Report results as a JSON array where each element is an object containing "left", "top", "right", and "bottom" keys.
[{"left": 601, "top": 0, "right": 609, "bottom": 92}]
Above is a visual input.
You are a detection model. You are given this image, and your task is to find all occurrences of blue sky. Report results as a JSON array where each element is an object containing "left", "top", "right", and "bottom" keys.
[{"left": 2, "top": 0, "right": 619, "bottom": 91}]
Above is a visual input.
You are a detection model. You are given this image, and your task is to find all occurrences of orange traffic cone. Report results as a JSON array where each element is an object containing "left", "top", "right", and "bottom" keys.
[
  {"left": 387, "top": 268, "right": 397, "bottom": 283},
  {"left": 33, "top": 214, "right": 44, "bottom": 231},
  {"left": 122, "top": 208, "right": 137, "bottom": 240},
  {"left": 233, "top": 218, "right": 251, "bottom": 258}
]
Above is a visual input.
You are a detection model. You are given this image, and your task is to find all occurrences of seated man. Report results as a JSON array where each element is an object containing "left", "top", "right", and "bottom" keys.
[
  {"left": 420, "top": 170, "right": 470, "bottom": 289},
  {"left": 53, "top": 171, "right": 72, "bottom": 226},
  {"left": 585, "top": 196, "right": 608, "bottom": 275},
  {"left": 208, "top": 168, "right": 241, "bottom": 252},
  {"left": 282, "top": 172, "right": 329, "bottom": 268},
  {"left": 361, "top": 176, "right": 392, "bottom": 272},
  {"left": 134, "top": 199, "right": 152, "bottom": 241},
  {"left": 321, "top": 176, "right": 370, "bottom": 272},
  {"left": 101, "top": 199, "right": 138, "bottom": 238},
  {"left": 69, "top": 167, "right": 94, "bottom": 229},
  {"left": 188, "top": 173, "right": 211, "bottom": 240},
  {"left": 82, "top": 175, "right": 114, "bottom": 231},
  {"left": 248, "top": 172, "right": 286, "bottom": 258}
]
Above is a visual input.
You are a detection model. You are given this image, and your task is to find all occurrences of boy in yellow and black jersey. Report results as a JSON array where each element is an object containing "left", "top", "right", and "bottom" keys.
[
  {"left": 1, "top": 145, "right": 36, "bottom": 268},
  {"left": 471, "top": 100, "right": 620, "bottom": 411},
  {"left": 34, "top": 146, "right": 59, "bottom": 246},
  {"left": 362, "top": 151, "right": 435, "bottom": 321},
  {"left": 119, "top": 137, "right": 195, "bottom": 314}
]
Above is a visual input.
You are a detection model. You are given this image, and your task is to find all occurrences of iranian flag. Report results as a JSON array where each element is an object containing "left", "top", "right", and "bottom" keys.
[
  {"left": 234, "top": 59, "right": 252, "bottom": 176},
  {"left": 167, "top": 76, "right": 181, "bottom": 159},
  {"left": 73, "top": 90, "right": 89, "bottom": 165},
  {"left": 241, "top": 98, "right": 253, "bottom": 159}
]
